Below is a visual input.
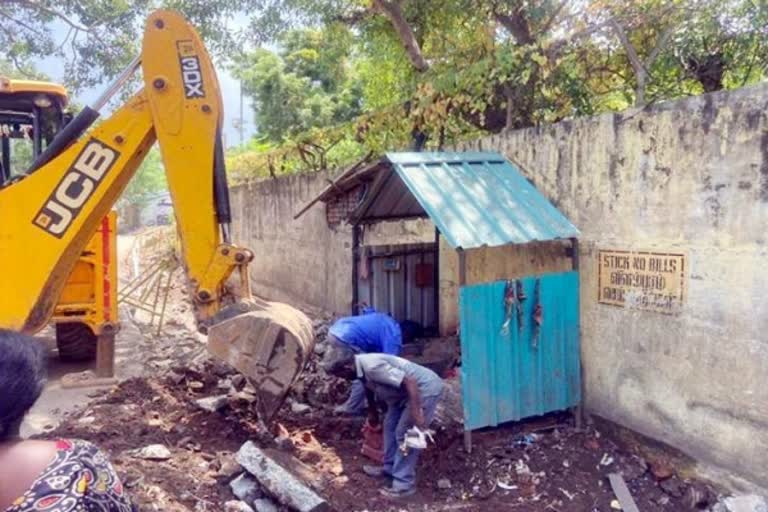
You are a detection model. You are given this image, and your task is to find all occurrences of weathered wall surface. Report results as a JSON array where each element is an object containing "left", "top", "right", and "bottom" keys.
[
  {"left": 230, "top": 172, "right": 352, "bottom": 314},
  {"left": 455, "top": 84, "right": 768, "bottom": 490},
  {"left": 439, "top": 240, "right": 573, "bottom": 335}
]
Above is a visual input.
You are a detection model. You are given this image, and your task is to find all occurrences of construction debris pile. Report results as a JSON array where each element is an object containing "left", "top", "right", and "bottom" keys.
[
  {"left": 39, "top": 308, "right": 760, "bottom": 512},
  {"left": 39, "top": 233, "right": 758, "bottom": 511}
]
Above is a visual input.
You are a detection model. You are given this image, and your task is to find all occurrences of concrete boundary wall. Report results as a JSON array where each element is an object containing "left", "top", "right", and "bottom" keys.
[
  {"left": 230, "top": 171, "right": 352, "bottom": 314},
  {"left": 230, "top": 84, "right": 768, "bottom": 490},
  {"left": 455, "top": 84, "right": 768, "bottom": 491}
]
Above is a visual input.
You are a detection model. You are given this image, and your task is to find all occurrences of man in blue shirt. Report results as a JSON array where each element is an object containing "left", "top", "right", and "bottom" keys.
[{"left": 324, "top": 309, "right": 403, "bottom": 414}]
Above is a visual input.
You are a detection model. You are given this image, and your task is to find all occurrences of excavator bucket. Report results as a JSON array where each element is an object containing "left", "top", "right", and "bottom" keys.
[{"left": 206, "top": 299, "right": 315, "bottom": 421}]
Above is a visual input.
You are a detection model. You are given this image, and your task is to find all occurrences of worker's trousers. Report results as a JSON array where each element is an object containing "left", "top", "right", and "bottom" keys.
[{"left": 382, "top": 392, "right": 442, "bottom": 491}]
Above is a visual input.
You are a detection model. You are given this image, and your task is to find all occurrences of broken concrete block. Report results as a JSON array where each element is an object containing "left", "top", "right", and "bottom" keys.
[
  {"left": 224, "top": 500, "right": 254, "bottom": 512},
  {"left": 217, "top": 452, "right": 242, "bottom": 480},
  {"left": 135, "top": 444, "right": 172, "bottom": 461},
  {"left": 253, "top": 499, "right": 279, "bottom": 512},
  {"left": 290, "top": 402, "right": 311, "bottom": 414},
  {"left": 237, "top": 441, "right": 331, "bottom": 512},
  {"left": 437, "top": 478, "right": 452, "bottom": 489},
  {"left": 195, "top": 394, "right": 229, "bottom": 413},
  {"left": 230, "top": 473, "right": 262, "bottom": 503},
  {"left": 722, "top": 495, "right": 768, "bottom": 512}
]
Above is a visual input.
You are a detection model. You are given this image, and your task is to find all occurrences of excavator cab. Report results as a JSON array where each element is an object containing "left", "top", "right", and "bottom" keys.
[
  {"left": 0, "top": 78, "right": 68, "bottom": 183},
  {"left": 0, "top": 78, "right": 117, "bottom": 366}
]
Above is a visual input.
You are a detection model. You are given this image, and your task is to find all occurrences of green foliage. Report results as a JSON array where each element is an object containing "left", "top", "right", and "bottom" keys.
[
  {"left": 226, "top": 0, "right": 767, "bottom": 184},
  {"left": 231, "top": 25, "right": 363, "bottom": 143},
  {"left": 0, "top": 0, "right": 272, "bottom": 92},
  {"left": 119, "top": 145, "right": 168, "bottom": 208}
]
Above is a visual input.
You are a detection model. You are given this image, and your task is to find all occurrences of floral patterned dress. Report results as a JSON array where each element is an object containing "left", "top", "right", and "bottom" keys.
[{"left": 5, "top": 439, "right": 135, "bottom": 512}]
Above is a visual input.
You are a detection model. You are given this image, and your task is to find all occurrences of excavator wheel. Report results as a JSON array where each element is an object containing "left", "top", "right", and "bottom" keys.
[
  {"left": 207, "top": 299, "right": 315, "bottom": 422},
  {"left": 56, "top": 322, "right": 98, "bottom": 362}
]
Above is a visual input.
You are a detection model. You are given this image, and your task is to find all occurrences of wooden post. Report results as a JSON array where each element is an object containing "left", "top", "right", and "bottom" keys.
[
  {"left": 458, "top": 248, "right": 472, "bottom": 453},
  {"left": 570, "top": 237, "right": 585, "bottom": 430}
]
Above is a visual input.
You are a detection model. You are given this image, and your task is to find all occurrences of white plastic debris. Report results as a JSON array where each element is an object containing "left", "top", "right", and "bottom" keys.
[
  {"left": 721, "top": 495, "right": 768, "bottom": 512},
  {"left": 135, "top": 444, "right": 172, "bottom": 461}
]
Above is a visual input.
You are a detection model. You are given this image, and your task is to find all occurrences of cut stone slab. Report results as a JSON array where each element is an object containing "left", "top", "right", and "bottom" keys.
[
  {"left": 196, "top": 395, "right": 229, "bottom": 413},
  {"left": 230, "top": 473, "right": 262, "bottom": 503},
  {"left": 253, "top": 498, "right": 279, "bottom": 512},
  {"left": 237, "top": 441, "right": 331, "bottom": 512},
  {"left": 224, "top": 501, "right": 255, "bottom": 512}
]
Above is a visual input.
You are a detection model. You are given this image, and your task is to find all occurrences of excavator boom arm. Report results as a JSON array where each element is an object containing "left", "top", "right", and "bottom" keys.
[{"left": 0, "top": 10, "right": 314, "bottom": 421}]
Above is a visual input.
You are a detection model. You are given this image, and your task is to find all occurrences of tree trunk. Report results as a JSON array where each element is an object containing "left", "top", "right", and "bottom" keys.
[{"left": 373, "top": 0, "right": 429, "bottom": 72}]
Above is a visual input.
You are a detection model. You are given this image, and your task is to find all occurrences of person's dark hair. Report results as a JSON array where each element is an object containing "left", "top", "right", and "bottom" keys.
[
  {"left": 0, "top": 329, "right": 47, "bottom": 440},
  {"left": 399, "top": 320, "right": 423, "bottom": 345},
  {"left": 320, "top": 336, "right": 356, "bottom": 376}
]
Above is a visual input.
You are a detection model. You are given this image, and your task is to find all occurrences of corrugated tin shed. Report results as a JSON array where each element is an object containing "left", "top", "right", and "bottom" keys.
[
  {"left": 384, "top": 152, "right": 579, "bottom": 249},
  {"left": 295, "top": 151, "right": 579, "bottom": 249}
]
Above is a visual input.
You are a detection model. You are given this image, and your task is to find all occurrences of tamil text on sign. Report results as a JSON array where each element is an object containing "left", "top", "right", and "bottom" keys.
[{"left": 598, "top": 250, "right": 685, "bottom": 314}]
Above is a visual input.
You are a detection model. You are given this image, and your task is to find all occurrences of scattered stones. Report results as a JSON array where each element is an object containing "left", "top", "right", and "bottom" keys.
[
  {"left": 290, "top": 402, "right": 311, "bottom": 415},
  {"left": 437, "top": 478, "right": 452, "bottom": 490},
  {"left": 659, "top": 476, "right": 685, "bottom": 498},
  {"left": 584, "top": 438, "right": 600, "bottom": 451},
  {"left": 135, "top": 444, "right": 172, "bottom": 461},
  {"left": 649, "top": 460, "right": 674, "bottom": 480},
  {"left": 253, "top": 498, "right": 279, "bottom": 512},
  {"left": 217, "top": 452, "right": 242, "bottom": 480},
  {"left": 684, "top": 483, "right": 714, "bottom": 509},
  {"left": 196, "top": 395, "right": 229, "bottom": 413},
  {"left": 230, "top": 473, "right": 262, "bottom": 503},
  {"left": 231, "top": 374, "right": 246, "bottom": 389},
  {"left": 187, "top": 380, "right": 205, "bottom": 391},
  {"left": 230, "top": 391, "right": 257, "bottom": 404},
  {"left": 275, "top": 435, "right": 294, "bottom": 452},
  {"left": 167, "top": 371, "right": 185, "bottom": 385},
  {"left": 237, "top": 441, "right": 331, "bottom": 512},
  {"left": 618, "top": 455, "right": 648, "bottom": 481},
  {"left": 224, "top": 500, "right": 255, "bottom": 512}
]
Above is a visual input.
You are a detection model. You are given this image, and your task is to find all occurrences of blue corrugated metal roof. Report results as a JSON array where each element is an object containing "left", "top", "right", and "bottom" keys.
[{"left": 385, "top": 152, "right": 579, "bottom": 249}]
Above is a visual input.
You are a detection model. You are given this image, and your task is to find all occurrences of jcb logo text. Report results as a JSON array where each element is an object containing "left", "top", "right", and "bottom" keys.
[{"left": 33, "top": 139, "right": 119, "bottom": 238}]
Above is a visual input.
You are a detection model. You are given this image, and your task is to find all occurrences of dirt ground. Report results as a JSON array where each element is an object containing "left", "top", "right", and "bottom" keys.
[
  {"left": 35, "top": 230, "right": 723, "bottom": 511},
  {"left": 42, "top": 357, "right": 719, "bottom": 512}
]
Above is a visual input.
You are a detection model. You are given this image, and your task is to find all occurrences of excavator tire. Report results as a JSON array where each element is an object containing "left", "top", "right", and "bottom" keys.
[
  {"left": 207, "top": 299, "right": 315, "bottom": 422},
  {"left": 56, "top": 323, "right": 97, "bottom": 362}
]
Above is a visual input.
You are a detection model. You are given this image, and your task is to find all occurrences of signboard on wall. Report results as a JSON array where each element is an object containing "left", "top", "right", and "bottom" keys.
[{"left": 598, "top": 250, "right": 686, "bottom": 314}]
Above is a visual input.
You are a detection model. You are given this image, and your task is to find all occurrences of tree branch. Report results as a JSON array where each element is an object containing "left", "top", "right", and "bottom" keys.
[
  {"left": 610, "top": 18, "right": 647, "bottom": 106},
  {"left": 646, "top": 25, "right": 677, "bottom": 68},
  {"left": 373, "top": 0, "right": 429, "bottom": 72},
  {"left": 494, "top": 11, "right": 533, "bottom": 45},
  {"left": 6, "top": 0, "right": 92, "bottom": 33}
]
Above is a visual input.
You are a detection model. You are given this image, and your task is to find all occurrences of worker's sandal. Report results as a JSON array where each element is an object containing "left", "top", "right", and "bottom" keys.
[
  {"left": 362, "top": 465, "right": 390, "bottom": 478},
  {"left": 379, "top": 487, "right": 417, "bottom": 499}
]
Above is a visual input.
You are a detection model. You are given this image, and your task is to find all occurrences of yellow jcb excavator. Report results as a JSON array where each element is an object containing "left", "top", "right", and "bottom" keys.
[{"left": 0, "top": 10, "right": 315, "bottom": 420}]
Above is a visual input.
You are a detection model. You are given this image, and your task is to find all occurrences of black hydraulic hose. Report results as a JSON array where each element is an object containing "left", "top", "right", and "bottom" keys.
[
  {"left": 27, "top": 107, "right": 100, "bottom": 173},
  {"left": 212, "top": 124, "right": 232, "bottom": 225}
]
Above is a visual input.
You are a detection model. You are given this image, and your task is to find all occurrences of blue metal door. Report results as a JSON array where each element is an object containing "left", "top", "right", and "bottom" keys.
[{"left": 459, "top": 272, "right": 581, "bottom": 431}]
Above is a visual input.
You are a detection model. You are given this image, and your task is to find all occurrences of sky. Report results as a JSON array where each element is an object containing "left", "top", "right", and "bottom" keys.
[{"left": 36, "top": 23, "right": 258, "bottom": 149}]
